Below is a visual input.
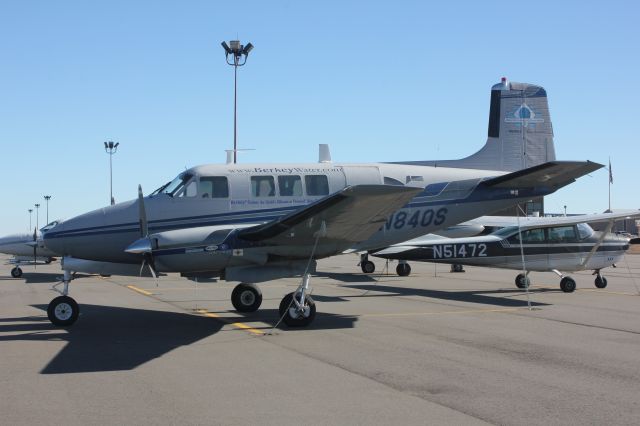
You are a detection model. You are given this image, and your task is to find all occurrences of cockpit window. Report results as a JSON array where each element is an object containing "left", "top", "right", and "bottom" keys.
[
  {"left": 577, "top": 223, "right": 594, "bottom": 239},
  {"left": 491, "top": 226, "right": 519, "bottom": 237},
  {"left": 156, "top": 173, "right": 194, "bottom": 197},
  {"left": 507, "top": 228, "right": 546, "bottom": 244},
  {"left": 40, "top": 221, "right": 59, "bottom": 233}
]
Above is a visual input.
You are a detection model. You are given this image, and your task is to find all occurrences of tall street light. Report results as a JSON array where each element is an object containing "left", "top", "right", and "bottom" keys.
[
  {"left": 34, "top": 204, "right": 40, "bottom": 231},
  {"left": 44, "top": 195, "right": 52, "bottom": 224},
  {"left": 221, "top": 40, "right": 254, "bottom": 164},
  {"left": 104, "top": 141, "right": 120, "bottom": 205},
  {"left": 28, "top": 209, "right": 33, "bottom": 231}
]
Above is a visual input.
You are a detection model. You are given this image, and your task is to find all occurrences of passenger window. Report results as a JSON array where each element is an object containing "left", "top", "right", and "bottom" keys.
[
  {"left": 305, "top": 175, "right": 329, "bottom": 196},
  {"left": 278, "top": 175, "right": 302, "bottom": 196},
  {"left": 251, "top": 176, "right": 275, "bottom": 197},
  {"left": 199, "top": 177, "right": 229, "bottom": 198},
  {"left": 548, "top": 226, "right": 577, "bottom": 243}
]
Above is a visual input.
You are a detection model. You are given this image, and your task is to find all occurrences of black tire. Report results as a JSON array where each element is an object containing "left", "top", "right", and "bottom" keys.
[
  {"left": 560, "top": 277, "right": 576, "bottom": 293},
  {"left": 361, "top": 261, "right": 375, "bottom": 274},
  {"left": 515, "top": 273, "right": 530, "bottom": 289},
  {"left": 231, "top": 283, "right": 263, "bottom": 312},
  {"left": 396, "top": 263, "right": 411, "bottom": 277},
  {"left": 47, "top": 296, "right": 79, "bottom": 327},
  {"left": 279, "top": 292, "right": 316, "bottom": 327},
  {"left": 594, "top": 276, "right": 608, "bottom": 289},
  {"left": 11, "top": 267, "right": 23, "bottom": 278}
]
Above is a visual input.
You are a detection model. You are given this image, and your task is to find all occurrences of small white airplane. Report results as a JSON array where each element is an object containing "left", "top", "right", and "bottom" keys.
[
  {"left": 42, "top": 78, "right": 601, "bottom": 327},
  {"left": 0, "top": 221, "right": 60, "bottom": 277},
  {"left": 371, "top": 211, "right": 640, "bottom": 292}
]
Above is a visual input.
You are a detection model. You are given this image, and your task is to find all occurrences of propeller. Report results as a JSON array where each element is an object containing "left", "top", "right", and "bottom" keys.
[
  {"left": 32, "top": 227, "right": 37, "bottom": 270},
  {"left": 126, "top": 185, "right": 158, "bottom": 283}
]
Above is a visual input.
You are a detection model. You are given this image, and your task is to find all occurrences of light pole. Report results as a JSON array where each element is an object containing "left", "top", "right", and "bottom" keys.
[
  {"left": 564, "top": 205, "right": 567, "bottom": 217},
  {"left": 34, "top": 204, "right": 40, "bottom": 231},
  {"left": 44, "top": 195, "right": 51, "bottom": 224},
  {"left": 104, "top": 141, "right": 120, "bottom": 205},
  {"left": 28, "top": 209, "right": 33, "bottom": 231},
  {"left": 221, "top": 40, "right": 254, "bottom": 164}
]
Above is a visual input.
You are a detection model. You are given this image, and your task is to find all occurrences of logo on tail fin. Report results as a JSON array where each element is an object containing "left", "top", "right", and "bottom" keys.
[{"left": 504, "top": 103, "right": 544, "bottom": 128}]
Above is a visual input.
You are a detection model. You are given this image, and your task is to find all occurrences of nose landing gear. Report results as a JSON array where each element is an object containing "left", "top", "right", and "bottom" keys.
[{"left": 47, "top": 270, "right": 80, "bottom": 326}]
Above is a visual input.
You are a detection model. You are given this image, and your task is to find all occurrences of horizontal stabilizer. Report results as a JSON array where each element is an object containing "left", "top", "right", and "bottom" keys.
[{"left": 482, "top": 161, "right": 603, "bottom": 189}]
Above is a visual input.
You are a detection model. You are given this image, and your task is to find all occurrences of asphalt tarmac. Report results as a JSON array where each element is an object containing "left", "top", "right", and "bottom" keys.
[{"left": 1, "top": 253, "right": 640, "bottom": 425}]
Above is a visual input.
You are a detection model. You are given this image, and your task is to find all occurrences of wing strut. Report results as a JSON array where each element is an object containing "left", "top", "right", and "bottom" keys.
[{"left": 581, "top": 220, "right": 614, "bottom": 268}]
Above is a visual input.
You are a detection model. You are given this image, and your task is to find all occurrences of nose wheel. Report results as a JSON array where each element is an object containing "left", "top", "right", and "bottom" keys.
[
  {"left": 47, "top": 269, "right": 79, "bottom": 326},
  {"left": 396, "top": 262, "right": 411, "bottom": 276},
  {"left": 11, "top": 267, "right": 23, "bottom": 278},
  {"left": 594, "top": 270, "right": 608, "bottom": 288},
  {"left": 515, "top": 273, "right": 531, "bottom": 289}
]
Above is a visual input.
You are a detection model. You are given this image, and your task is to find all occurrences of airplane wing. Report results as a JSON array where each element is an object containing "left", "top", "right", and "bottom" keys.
[
  {"left": 514, "top": 210, "right": 640, "bottom": 230},
  {"left": 237, "top": 185, "right": 421, "bottom": 246},
  {"left": 481, "top": 160, "right": 602, "bottom": 189}
]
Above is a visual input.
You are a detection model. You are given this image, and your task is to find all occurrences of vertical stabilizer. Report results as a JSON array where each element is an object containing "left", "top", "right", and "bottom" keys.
[{"left": 392, "top": 78, "right": 556, "bottom": 171}]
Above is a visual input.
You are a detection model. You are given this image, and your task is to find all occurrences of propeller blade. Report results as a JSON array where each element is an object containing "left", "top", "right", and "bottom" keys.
[
  {"left": 138, "top": 184, "right": 148, "bottom": 237},
  {"left": 33, "top": 227, "right": 37, "bottom": 270}
]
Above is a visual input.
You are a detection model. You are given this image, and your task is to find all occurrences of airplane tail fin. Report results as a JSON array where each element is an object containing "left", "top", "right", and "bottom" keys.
[{"left": 394, "top": 78, "right": 556, "bottom": 171}]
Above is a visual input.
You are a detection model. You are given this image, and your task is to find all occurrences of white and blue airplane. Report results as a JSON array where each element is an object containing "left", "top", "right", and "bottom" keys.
[
  {"left": 0, "top": 221, "right": 61, "bottom": 277},
  {"left": 371, "top": 211, "right": 640, "bottom": 292},
  {"left": 42, "top": 78, "right": 601, "bottom": 327}
]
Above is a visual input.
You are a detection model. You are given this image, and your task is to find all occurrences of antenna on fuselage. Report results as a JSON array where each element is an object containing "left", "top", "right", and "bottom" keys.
[{"left": 319, "top": 144, "right": 331, "bottom": 163}]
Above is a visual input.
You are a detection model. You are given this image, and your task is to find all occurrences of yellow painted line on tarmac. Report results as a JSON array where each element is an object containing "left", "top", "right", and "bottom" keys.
[
  {"left": 126, "top": 285, "right": 154, "bottom": 296},
  {"left": 362, "top": 307, "right": 523, "bottom": 318},
  {"left": 195, "top": 309, "right": 264, "bottom": 336}
]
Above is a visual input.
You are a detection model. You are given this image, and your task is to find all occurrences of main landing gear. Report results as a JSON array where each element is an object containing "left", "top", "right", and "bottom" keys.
[
  {"left": 47, "top": 270, "right": 80, "bottom": 326},
  {"left": 230, "top": 275, "right": 317, "bottom": 327},
  {"left": 396, "top": 260, "right": 411, "bottom": 277},
  {"left": 11, "top": 266, "right": 23, "bottom": 278},
  {"left": 593, "top": 270, "right": 608, "bottom": 288},
  {"left": 278, "top": 273, "right": 316, "bottom": 327},
  {"left": 551, "top": 270, "right": 576, "bottom": 293},
  {"left": 359, "top": 253, "right": 375, "bottom": 274}
]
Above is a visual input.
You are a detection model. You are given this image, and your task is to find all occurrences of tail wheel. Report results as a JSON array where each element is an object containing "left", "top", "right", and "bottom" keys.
[
  {"left": 231, "top": 283, "right": 263, "bottom": 312},
  {"left": 560, "top": 277, "right": 576, "bottom": 293}
]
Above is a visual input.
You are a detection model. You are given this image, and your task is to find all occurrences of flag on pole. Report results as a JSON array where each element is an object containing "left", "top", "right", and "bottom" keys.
[{"left": 609, "top": 159, "right": 613, "bottom": 184}]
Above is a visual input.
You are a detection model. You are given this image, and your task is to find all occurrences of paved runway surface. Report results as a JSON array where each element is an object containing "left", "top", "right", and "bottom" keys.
[{"left": 2, "top": 253, "right": 640, "bottom": 425}]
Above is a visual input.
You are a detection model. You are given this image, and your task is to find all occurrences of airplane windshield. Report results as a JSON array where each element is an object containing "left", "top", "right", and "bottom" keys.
[
  {"left": 154, "top": 173, "right": 194, "bottom": 197},
  {"left": 491, "top": 226, "right": 519, "bottom": 237},
  {"left": 40, "top": 221, "right": 60, "bottom": 233}
]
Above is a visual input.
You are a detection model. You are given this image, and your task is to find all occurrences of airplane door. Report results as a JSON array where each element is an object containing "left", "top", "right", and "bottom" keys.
[{"left": 342, "top": 166, "right": 383, "bottom": 186}]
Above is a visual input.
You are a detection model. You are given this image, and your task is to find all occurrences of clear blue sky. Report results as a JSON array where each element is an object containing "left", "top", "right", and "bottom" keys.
[{"left": 1, "top": 0, "right": 638, "bottom": 235}]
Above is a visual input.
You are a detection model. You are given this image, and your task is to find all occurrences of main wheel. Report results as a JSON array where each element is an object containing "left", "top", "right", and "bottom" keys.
[
  {"left": 11, "top": 267, "right": 23, "bottom": 278},
  {"left": 515, "top": 273, "right": 530, "bottom": 289},
  {"left": 231, "top": 283, "right": 263, "bottom": 312},
  {"left": 451, "top": 264, "right": 464, "bottom": 273},
  {"left": 361, "top": 260, "right": 375, "bottom": 274},
  {"left": 279, "top": 292, "right": 316, "bottom": 327},
  {"left": 594, "top": 276, "right": 608, "bottom": 289},
  {"left": 560, "top": 277, "right": 576, "bottom": 293},
  {"left": 396, "top": 263, "right": 411, "bottom": 277},
  {"left": 47, "top": 296, "right": 79, "bottom": 327}
]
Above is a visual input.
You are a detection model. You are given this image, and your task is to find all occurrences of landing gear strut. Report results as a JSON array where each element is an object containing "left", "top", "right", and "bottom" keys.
[
  {"left": 10, "top": 266, "right": 23, "bottom": 278},
  {"left": 231, "top": 283, "right": 262, "bottom": 312},
  {"left": 47, "top": 270, "right": 80, "bottom": 326},
  {"left": 278, "top": 273, "right": 316, "bottom": 327},
  {"left": 593, "top": 270, "right": 608, "bottom": 288},
  {"left": 359, "top": 253, "right": 375, "bottom": 274}
]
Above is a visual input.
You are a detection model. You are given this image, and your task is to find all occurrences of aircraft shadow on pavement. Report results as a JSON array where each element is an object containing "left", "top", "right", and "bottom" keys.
[
  {"left": 0, "top": 304, "right": 358, "bottom": 374},
  {"left": 341, "top": 284, "right": 552, "bottom": 307},
  {"left": 315, "top": 271, "right": 380, "bottom": 283}
]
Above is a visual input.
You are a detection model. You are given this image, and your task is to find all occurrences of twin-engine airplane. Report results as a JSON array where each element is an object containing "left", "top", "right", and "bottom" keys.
[
  {"left": 0, "top": 221, "right": 60, "bottom": 277},
  {"left": 372, "top": 211, "right": 640, "bottom": 292},
  {"left": 43, "top": 78, "right": 602, "bottom": 328}
]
